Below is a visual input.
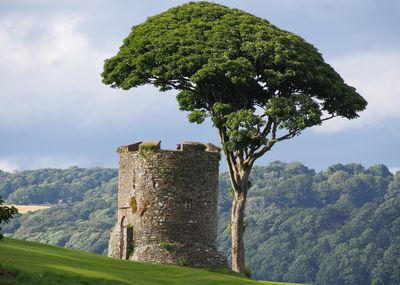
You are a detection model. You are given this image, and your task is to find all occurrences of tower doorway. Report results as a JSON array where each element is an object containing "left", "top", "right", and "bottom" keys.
[{"left": 120, "top": 217, "right": 134, "bottom": 259}]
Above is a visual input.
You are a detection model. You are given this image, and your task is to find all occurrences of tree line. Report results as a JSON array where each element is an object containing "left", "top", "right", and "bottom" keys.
[{"left": 1, "top": 162, "right": 399, "bottom": 284}]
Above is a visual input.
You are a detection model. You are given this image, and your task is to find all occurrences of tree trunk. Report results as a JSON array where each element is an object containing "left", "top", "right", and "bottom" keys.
[
  {"left": 231, "top": 183, "right": 248, "bottom": 275},
  {"left": 216, "top": 127, "right": 251, "bottom": 275}
]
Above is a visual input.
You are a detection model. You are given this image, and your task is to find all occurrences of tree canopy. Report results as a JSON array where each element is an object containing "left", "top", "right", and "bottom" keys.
[{"left": 102, "top": 1, "right": 366, "bottom": 143}]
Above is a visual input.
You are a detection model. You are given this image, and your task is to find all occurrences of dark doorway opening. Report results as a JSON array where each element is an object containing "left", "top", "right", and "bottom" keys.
[{"left": 120, "top": 217, "right": 134, "bottom": 259}]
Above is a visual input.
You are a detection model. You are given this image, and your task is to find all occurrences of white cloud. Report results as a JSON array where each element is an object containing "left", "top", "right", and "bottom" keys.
[
  {"left": 0, "top": 11, "right": 177, "bottom": 130},
  {"left": 0, "top": 154, "right": 91, "bottom": 171},
  {"left": 2, "top": 6, "right": 398, "bottom": 136},
  {"left": 0, "top": 0, "right": 57, "bottom": 3},
  {"left": 313, "top": 52, "right": 400, "bottom": 133},
  {"left": 0, "top": 159, "right": 18, "bottom": 172},
  {"left": 0, "top": 13, "right": 88, "bottom": 69},
  {"left": 389, "top": 167, "right": 400, "bottom": 175}
]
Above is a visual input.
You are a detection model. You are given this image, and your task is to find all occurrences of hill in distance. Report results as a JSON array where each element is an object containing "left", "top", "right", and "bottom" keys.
[
  {"left": 0, "top": 238, "right": 301, "bottom": 285},
  {"left": 2, "top": 161, "right": 400, "bottom": 284}
]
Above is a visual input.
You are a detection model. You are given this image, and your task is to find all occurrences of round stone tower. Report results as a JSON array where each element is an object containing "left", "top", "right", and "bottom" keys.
[{"left": 108, "top": 140, "right": 227, "bottom": 268}]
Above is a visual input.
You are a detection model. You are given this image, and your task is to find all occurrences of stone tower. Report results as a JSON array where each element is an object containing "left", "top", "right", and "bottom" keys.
[{"left": 108, "top": 140, "right": 227, "bottom": 268}]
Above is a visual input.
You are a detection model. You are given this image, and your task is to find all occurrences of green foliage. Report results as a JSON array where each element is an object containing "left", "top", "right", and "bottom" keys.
[
  {"left": 185, "top": 142, "right": 207, "bottom": 151},
  {"left": 224, "top": 109, "right": 264, "bottom": 151},
  {"left": 101, "top": 2, "right": 367, "bottom": 274},
  {"left": 242, "top": 219, "right": 249, "bottom": 233},
  {"left": 160, "top": 241, "right": 175, "bottom": 252},
  {"left": 0, "top": 166, "right": 117, "bottom": 204},
  {"left": 102, "top": 1, "right": 366, "bottom": 154},
  {"left": 3, "top": 163, "right": 400, "bottom": 284},
  {"left": 139, "top": 144, "right": 158, "bottom": 152},
  {"left": 139, "top": 144, "right": 158, "bottom": 164},
  {"left": 3, "top": 174, "right": 118, "bottom": 255},
  {"left": 244, "top": 265, "right": 252, "bottom": 278},
  {"left": 177, "top": 257, "right": 189, "bottom": 267},
  {"left": 0, "top": 196, "right": 18, "bottom": 240},
  {"left": 187, "top": 110, "right": 206, "bottom": 124},
  {"left": 217, "top": 162, "right": 398, "bottom": 284},
  {"left": 0, "top": 238, "right": 290, "bottom": 285},
  {"left": 371, "top": 242, "right": 400, "bottom": 285}
]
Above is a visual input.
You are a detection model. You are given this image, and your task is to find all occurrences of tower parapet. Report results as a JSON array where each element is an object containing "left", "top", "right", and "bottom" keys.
[{"left": 108, "top": 140, "right": 227, "bottom": 268}]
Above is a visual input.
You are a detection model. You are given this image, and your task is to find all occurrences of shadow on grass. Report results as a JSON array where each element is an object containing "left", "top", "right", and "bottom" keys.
[
  {"left": 0, "top": 264, "right": 128, "bottom": 285},
  {"left": 205, "top": 267, "right": 243, "bottom": 277}
]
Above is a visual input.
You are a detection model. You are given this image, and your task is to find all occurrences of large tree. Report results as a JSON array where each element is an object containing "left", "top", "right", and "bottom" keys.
[
  {"left": 0, "top": 197, "right": 17, "bottom": 240},
  {"left": 101, "top": 1, "right": 367, "bottom": 274}
]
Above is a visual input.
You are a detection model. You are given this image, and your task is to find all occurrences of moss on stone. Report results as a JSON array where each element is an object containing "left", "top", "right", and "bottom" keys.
[
  {"left": 139, "top": 144, "right": 158, "bottom": 166},
  {"left": 192, "top": 143, "right": 206, "bottom": 151},
  {"left": 130, "top": 197, "right": 137, "bottom": 213},
  {"left": 139, "top": 144, "right": 158, "bottom": 152},
  {"left": 159, "top": 241, "right": 175, "bottom": 252},
  {"left": 184, "top": 142, "right": 206, "bottom": 151}
]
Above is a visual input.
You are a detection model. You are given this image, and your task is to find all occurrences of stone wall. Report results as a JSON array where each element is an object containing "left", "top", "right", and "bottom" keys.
[{"left": 108, "top": 141, "right": 227, "bottom": 268}]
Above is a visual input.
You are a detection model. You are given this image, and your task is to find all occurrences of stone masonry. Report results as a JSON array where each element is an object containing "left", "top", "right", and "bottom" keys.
[{"left": 108, "top": 140, "right": 227, "bottom": 268}]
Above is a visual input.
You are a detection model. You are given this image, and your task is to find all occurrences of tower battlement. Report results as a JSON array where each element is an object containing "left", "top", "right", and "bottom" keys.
[
  {"left": 108, "top": 140, "right": 227, "bottom": 268},
  {"left": 117, "top": 140, "right": 221, "bottom": 153}
]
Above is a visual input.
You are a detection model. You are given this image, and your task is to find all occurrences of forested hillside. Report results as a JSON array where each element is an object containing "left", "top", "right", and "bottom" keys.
[
  {"left": 0, "top": 167, "right": 117, "bottom": 204},
  {"left": 1, "top": 162, "right": 400, "bottom": 284}
]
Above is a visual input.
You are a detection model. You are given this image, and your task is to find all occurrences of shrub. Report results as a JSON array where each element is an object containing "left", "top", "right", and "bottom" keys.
[
  {"left": 139, "top": 144, "right": 158, "bottom": 153},
  {"left": 160, "top": 241, "right": 175, "bottom": 252},
  {"left": 244, "top": 265, "right": 252, "bottom": 278},
  {"left": 177, "top": 257, "right": 189, "bottom": 266}
]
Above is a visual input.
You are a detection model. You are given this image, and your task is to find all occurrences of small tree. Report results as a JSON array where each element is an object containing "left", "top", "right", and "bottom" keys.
[
  {"left": 102, "top": 2, "right": 367, "bottom": 274},
  {"left": 0, "top": 197, "right": 18, "bottom": 240}
]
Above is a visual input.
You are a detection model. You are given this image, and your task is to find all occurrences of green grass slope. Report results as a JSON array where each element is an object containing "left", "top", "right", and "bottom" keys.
[{"left": 0, "top": 238, "right": 302, "bottom": 285}]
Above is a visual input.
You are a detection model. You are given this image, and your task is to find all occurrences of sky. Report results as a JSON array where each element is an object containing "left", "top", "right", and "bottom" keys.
[{"left": 0, "top": 0, "right": 399, "bottom": 173}]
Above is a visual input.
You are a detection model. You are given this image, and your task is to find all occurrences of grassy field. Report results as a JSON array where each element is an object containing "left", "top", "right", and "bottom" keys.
[
  {"left": 0, "top": 238, "right": 302, "bottom": 285},
  {"left": 6, "top": 205, "right": 53, "bottom": 214}
]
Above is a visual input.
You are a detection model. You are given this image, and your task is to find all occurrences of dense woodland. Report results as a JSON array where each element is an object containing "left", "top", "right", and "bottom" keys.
[{"left": 1, "top": 162, "right": 399, "bottom": 285}]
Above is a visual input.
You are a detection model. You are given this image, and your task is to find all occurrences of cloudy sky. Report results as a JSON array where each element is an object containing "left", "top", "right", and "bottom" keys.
[{"left": 0, "top": 0, "right": 399, "bottom": 173}]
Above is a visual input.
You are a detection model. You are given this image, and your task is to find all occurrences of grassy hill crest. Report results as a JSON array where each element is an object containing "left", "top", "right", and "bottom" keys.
[{"left": 0, "top": 238, "right": 301, "bottom": 285}]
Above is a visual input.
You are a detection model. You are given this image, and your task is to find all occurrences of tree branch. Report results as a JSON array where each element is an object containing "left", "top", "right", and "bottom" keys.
[
  {"left": 246, "top": 129, "right": 298, "bottom": 166},
  {"left": 217, "top": 127, "right": 240, "bottom": 190},
  {"left": 244, "top": 117, "right": 272, "bottom": 163},
  {"left": 271, "top": 120, "right": 278, "bottom": 140},
  {"left": 321, "top": 114, "right": 338, "bottom": 122}
]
